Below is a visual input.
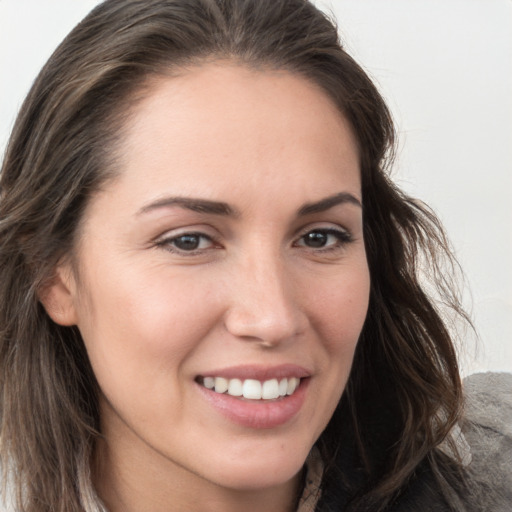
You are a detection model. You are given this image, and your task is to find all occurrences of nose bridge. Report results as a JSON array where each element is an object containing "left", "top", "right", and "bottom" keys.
[{"left": 223, "top": 241, "right": 304, "bottom": 344}]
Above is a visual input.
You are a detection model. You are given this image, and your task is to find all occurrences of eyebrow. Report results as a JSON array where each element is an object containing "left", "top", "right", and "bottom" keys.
[
  {"left": 297, "top": 192, "right": 362, "bottom": 216},
  {"left": 137, "top": 191, "right": 361, "bottom": 218},
  {"left": 137, "top": 197, "right": 237, "bottom": 217}
]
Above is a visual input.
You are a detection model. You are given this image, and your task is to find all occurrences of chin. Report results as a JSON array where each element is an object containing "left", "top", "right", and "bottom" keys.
[{"left": 198, "top": 441, "right": 312, "bottom": 491}]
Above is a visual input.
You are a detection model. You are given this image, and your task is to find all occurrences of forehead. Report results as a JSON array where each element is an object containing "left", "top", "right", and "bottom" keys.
[{"left": 100, "top": 63, "right": 361, "bottom": 212}]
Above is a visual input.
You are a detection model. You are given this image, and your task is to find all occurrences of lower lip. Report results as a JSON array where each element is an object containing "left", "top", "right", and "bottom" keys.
[{"left": 196, "top": 379, "right": 309, "bottom": 429}]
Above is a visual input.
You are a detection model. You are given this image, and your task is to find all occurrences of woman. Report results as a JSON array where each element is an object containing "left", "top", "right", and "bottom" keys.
[{"left": 0, "top": 1, "right": 510, "bottom": 511}]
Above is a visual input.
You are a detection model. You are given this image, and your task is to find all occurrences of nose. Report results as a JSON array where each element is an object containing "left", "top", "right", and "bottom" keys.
[{"left": 223, "top": 250, "right": 307, "bottom": 347}]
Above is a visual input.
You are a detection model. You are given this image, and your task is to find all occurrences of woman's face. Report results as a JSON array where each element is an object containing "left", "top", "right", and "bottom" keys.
[{"left": 51, "top": 64, "right": 370, "bottom": 494}]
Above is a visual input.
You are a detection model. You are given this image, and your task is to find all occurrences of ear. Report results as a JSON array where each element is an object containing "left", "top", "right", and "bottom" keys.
[{"left": 39, "top": 264, "right": 79, "bottom": 326}]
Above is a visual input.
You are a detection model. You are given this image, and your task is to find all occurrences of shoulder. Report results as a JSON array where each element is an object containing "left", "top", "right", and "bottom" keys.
[
  {"left": 390, "top": 372, "right": 512, "bottom": 512},
  {"left": 461, "top": 372, "right": 512, "bottom": 511},
  {"left": 463, "top": 371, "right": 512, "bottom": 429}
]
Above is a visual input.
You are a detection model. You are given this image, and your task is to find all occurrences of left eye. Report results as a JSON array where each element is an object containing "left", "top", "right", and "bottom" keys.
[
  {"left": 164, "top": 233, "right": 214, "bottom": 252},
  {"left": 296, "top": 228, "right": 351, "bottom": 249}
]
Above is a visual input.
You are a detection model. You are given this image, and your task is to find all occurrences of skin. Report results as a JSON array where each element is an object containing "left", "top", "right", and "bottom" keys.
[{"left": 44, "top": 63, "right": 370, "bottom": 512}]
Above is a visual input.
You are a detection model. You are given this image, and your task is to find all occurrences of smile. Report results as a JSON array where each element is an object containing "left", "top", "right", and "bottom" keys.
[
  {"left": 199, "top": 376, "right": 301, "bottom": 400},
  {"left": 195, "top": 366, "right": 310, "bottom": 428}
]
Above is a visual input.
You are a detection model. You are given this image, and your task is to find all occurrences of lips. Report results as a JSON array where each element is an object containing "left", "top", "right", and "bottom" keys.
[{"left": 195, "top": 365, "right": 310, "bottom": 428}]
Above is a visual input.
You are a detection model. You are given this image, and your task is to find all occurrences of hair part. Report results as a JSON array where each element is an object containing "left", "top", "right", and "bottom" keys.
[{"left": 1, "top": 1, "right": 470, "bottom": 511}]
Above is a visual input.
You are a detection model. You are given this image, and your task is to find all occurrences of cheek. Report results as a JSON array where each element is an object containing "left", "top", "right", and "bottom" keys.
[
  {"left": 307, "top": 263, "right": 370, "bottom": 352},
  {"left": 299, "top": 261, "right": 370, "bottom": 439},
  {"left": 76, "top": 264, "right": 222, "bottom": 385}
]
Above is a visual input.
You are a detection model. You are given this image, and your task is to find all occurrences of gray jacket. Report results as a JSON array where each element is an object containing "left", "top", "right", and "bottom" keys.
[{"left": 391, "top": 372, "right": 512, "bottom": 512}]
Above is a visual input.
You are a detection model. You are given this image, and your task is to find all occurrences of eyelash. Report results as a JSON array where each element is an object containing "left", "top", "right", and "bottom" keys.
[
  {"left": 155, "top": 227, "right": 353, "bottom": 256},
  {"left": 294, "top": 227, "right": 353, "bottom": 252},
  {"left": 155, "top": 232, "right": 217, "bottom": 254}
]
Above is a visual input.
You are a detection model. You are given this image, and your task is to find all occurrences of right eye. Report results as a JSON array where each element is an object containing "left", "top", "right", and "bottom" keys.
[
  {"left": 157, "top": 232, "right": 216, "bottom": 254},
  {"left": 294, "top": 227, "right": 353, "bottom": 251}
]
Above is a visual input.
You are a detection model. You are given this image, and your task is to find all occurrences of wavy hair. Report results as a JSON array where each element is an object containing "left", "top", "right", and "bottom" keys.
[{"left": 0, "top": 0, "right": 469, "bottom": 510}]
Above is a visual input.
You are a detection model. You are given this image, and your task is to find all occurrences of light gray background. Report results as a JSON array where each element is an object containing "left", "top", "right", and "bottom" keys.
[{"left": 1, "top": 0, "right": 511, "bottom": 375}]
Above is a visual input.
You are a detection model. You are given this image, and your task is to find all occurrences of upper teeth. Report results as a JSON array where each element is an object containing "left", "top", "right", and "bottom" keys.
[{"left": 202, "top": 376, "right": 300, "bottom": 400}]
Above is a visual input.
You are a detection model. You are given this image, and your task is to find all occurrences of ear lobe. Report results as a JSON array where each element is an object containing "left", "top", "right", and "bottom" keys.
[{"left": 39, "top": 265, "right": 79, "bottom": 326}]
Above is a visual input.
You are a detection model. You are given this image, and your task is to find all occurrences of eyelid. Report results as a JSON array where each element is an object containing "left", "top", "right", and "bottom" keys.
[
  {"left": 153, "top": 223, "right": 218, "bottom": 242},
  {"left": 295, "top": 223, "right": 352, "bottom": 239}
]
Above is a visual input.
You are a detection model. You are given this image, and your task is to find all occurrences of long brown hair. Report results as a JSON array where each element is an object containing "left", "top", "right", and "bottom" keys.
[{"left": 0, "top": 1, "right": 469, "bottom": 510}]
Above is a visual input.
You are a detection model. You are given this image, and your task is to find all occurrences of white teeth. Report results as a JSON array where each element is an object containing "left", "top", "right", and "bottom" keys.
[
  {"left": 203, "top": 376, "right": 215, "bottom": 389},
  {"left": 214, "top": 377, "right": 228, "bottom": 393},
  {"left": 287, "top": 377, "right": 300, "bottom": 395},
  {"left": 227, "top": 378, "right": 243, "bottom": 397},
  {"left": 262, "top": 378, "right": 279, "bottom": 399},
  {"left": 202, "top": 376, "right": 301, "bottom": 400},
  {"left": 278, "top": 378, "right": 288, "bottom": 397},
  {"left": 243, "top": 379, "right": 262, "bottom": 399}
]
